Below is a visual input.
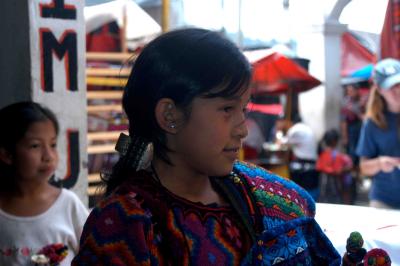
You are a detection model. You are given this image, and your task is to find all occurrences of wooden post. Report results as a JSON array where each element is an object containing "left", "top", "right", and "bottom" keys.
[
  {"left": 120, "top": 3, "right": 128, "bottom": 53},
  {"left": 285, "top": 87, "right": 293, "bottom": 122},
  {"left": 162, "top": 0, "right": 170, "bottom": 32}
]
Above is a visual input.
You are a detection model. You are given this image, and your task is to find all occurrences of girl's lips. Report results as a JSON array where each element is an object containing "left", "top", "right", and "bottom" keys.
[
  {"left": 39, "top": 166, "right": 56, "bottom": 174},
  {"left": 224, "top": 148, "right": 239, "bottom": 152},
  {"left": 223, "top": 148, "right": 240, "bottom": 160}
]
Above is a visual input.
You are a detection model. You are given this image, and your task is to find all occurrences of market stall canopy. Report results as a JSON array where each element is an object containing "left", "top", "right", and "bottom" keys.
[
  {"left": 350, "top": 64, "right": 374, "bottom": 79},
  {"left": 341, "top": 64, "right": 374, "bottom": 85},
  {"left": 341, "top": 32, "right": 376, "bottom": 77},
  {"left": 84, "top": 0, "right": 161, "bottom": 49},
  {"left": 243, "top": 49, "right": 321, "bottom": 95}
]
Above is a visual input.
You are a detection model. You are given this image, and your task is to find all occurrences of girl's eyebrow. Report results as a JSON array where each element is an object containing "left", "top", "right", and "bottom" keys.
[
  {"left": 24, "top": 136, "right": 57, "bottom": 141},
  {"left": 224, "top": 94, "right": 250, "bottom": 102},
  {"left": 223, "top": 97, "right": 241, "bottom": 102},
  {"left": 225, "top": 94, "right": 241, "bottom": 100}
]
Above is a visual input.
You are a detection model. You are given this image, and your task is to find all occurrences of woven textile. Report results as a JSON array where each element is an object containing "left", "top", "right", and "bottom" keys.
[{"left": 72, "top": 161, "right": 340, "bottom": 265}]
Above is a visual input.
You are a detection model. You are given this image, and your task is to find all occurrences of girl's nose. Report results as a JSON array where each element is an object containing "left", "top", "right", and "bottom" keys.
[
  {"left": 43, "top": 146, "right": 56, "bottom": 162},
  {"left": 234, "top": 118, "right": 248, "bottom": 139}
]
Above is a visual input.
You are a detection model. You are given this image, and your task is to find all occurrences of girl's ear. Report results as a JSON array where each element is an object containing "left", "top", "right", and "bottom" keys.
[
  {"left": 0, "top": 148, "right": 13, "bottom": 165},
  {"left": 155, "top": 98, "right": 181, "bottom": 134}
]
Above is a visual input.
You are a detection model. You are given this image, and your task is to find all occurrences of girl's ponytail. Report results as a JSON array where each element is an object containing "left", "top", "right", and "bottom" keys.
[{"left": 103, "top": 133, "right": 151, "bottom": 196}]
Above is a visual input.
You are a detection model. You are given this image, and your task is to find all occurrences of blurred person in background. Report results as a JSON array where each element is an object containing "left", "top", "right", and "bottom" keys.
[
  {"left": 317, "top": 129, "right": 354, "bottom": 204},
  {"left": 280, "top": 114, "right": 320, "bottom": 201},
  {"left": 340, "top": 84, "right": 367, "bottom": 167},
  {"left": 356, "top": 58, "right": 400, "bottom": 209}
]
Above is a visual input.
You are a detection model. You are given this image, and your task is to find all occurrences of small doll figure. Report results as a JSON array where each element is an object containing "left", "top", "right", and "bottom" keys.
[
  {"left": 342, "top": 231, "right": 367, "bottom": 266},
  {"left": 363, "top": 248, "right": 391, "bottom": 266}
]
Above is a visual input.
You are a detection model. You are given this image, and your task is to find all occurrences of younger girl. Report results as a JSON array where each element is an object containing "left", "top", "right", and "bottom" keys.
[
  {"left": 317, "top": 129, "right": 354, "bottom": 204},
  {"left": 356, "top": 58, "right": 400, "bottom": 209},
  {"left": 73, "top": 28, "right": 340, "bottom": 265},
  {"left": 0, "top": 102, "right": 88, "bottom": 265}
]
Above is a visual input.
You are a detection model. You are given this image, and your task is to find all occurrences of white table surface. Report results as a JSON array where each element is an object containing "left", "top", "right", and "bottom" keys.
[{"left": 315, "top": 203, "right": 400, "bottom": 265}]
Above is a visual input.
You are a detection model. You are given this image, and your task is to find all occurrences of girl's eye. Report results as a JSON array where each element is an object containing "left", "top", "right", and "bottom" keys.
[
  {"left": 30, "top": 144, "right": 40, "bottom": 149},
  {"left": 51, "top": 143, "right": 57, "bottom": 149},
  {"left": 223, "top": 106, "right": 234, "bottom": 113}
]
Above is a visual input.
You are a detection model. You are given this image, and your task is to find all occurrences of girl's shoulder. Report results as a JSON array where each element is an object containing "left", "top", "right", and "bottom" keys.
[
  {"left": 233, "top": 161, "right": 316, "bottom": 218},
  {"left": 60, "top": 188, "right": 81, "bottom": 201},
  {"left": 0, "top": 188, "right": 87, "bottom": 221},
  {"left": 59, "top": 189, "right": 89, "bottom": 214},
  {"left": 363, "top": 117, "right": 379, "bottom": 128},
  {"left": 94, "top": 171, "right": 161, "bottom": 218},
  {"left": 84, "top": 185, "right": 153, "bottom": 240}
]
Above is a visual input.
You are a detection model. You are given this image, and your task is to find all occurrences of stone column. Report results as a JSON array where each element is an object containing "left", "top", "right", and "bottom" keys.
[{"left": 296, "top": 20, "right": 348, "bottom": 140}]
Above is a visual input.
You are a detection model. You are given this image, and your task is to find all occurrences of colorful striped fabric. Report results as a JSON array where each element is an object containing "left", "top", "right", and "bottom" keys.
[
  {"left": 231, "top": 162, "right": 340, "bottom": 265},
  {"left": 72, "top": 161, "right": 340, "bottom": 265}
]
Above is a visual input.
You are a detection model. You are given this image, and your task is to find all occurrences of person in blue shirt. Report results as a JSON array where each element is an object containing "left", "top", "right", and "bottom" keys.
[{"left": 356, "top": 58, "right": 400, "bottom": 209}]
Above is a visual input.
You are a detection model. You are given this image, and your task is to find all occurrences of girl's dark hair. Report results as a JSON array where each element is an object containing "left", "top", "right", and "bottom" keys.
[
  {"left": 0, "top": 101, "right": 59, "bottom": 193},
  {"left": 105, "top": 28, "right": 252, "bottom": 195}
]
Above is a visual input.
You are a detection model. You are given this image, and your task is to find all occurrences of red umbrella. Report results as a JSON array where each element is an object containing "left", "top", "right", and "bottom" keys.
[
  {"left": 246, "top": 102, "right": 283, "bottom": 116},
  {"left": 244, "top": 49, "right": 321, "bottom": 120},
  {"left": 244, "top": 49, "right": 321, "bottom": 95},
  {"left": 381, "top": 0, "right": 400, "bottom": 59}
]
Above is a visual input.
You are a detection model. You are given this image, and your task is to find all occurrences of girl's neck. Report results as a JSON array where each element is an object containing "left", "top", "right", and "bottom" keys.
[
  {"left": 151, "top": 159, "right": 226, "bottom": 205},
  {"left": 0, "top": 180, "right": 60, "bottom": 216},
  {"left": 387, "top": 105, "right": 400, "bottom": 113},
  {"left": 14, "top": 179, "right": 55, "bottom": 198}
]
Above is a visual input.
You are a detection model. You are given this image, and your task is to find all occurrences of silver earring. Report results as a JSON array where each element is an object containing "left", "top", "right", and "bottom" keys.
[{"left": 169, "top": 123, "right": 176, "bottom": 129}]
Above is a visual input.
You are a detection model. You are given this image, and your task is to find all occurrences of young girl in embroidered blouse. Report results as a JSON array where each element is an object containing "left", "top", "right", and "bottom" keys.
[
  {"left": 73, "top": 28, "right": 340, "bottom": 265},
  {"left": 0, "top": 102, "right": 88, "bottom": 266}
]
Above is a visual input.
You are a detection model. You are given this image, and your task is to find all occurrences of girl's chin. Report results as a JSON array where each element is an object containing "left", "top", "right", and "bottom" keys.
[
  {"left": 216, "top": 163, "right": 235, "bottom": 177},
  {"left": 39, "top": 169, "right": 56, "bottom": 179}
]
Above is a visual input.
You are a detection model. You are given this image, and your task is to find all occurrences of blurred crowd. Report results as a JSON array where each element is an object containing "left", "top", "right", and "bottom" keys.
[{"left": 243, "top": 58, "right": 400, "bottom": 209}]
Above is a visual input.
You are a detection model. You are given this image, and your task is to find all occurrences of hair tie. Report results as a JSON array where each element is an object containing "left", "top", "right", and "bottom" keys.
[
  {"left": 115, "top": 132, "right": 131, "bottom": 156},
  {"left": 115, "top": 133, "right": 152, "bottom": 171}
]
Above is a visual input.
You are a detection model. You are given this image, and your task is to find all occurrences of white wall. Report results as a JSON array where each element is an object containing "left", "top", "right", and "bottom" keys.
[{"left": 28, "top": 0, "right": 88, "bottom": 204}]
